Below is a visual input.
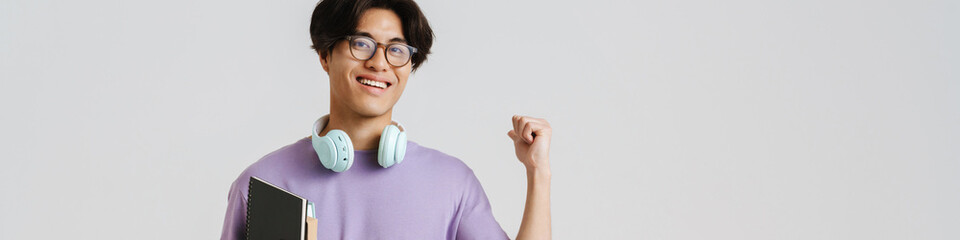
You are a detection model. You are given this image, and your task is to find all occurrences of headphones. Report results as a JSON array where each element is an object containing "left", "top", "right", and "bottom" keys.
[{"left": 311, "top": 115, "right": 407, "bottom": 172}]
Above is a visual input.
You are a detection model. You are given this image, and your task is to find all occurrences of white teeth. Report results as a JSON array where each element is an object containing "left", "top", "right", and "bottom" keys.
[{"left": 359, "top": 78, "right": 387, "bottom": 89}]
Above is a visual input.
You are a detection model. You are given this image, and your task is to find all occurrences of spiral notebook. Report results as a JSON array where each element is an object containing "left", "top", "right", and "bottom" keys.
[{"left": 246, "top": 176, "right": 314, "bottom": 240}]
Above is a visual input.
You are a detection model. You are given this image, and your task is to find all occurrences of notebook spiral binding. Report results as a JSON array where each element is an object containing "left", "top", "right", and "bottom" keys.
[{"left": 246, "top": 182, "right": 253, "bottom": 239}]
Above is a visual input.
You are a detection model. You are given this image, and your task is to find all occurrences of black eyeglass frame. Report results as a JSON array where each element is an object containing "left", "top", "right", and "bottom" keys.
[{"left": 344, "top": 35, "right": 419, "bottom": 67}]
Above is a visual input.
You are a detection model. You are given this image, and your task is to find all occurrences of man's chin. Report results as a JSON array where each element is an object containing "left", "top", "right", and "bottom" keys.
[{"left": 350, "top": 104, "right": 393, "bottom": 118}]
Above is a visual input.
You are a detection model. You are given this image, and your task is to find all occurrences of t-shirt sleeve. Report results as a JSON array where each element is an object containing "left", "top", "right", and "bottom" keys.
[
  {"left": 220, "top": 179, "right": 247, "bottom": 240},
  {"left": 455, "top": 170, "right": 510, "bottom": 240}
]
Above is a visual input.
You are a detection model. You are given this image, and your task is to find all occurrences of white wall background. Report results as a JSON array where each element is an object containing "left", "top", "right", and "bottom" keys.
[{"left": 2, "top": 0, "right": 958, "bottom": 239}]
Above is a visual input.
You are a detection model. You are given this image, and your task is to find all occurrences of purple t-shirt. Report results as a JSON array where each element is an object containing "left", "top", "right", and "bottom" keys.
[{"left": 220, "top": 137, "right": 508, "bottom": 239}]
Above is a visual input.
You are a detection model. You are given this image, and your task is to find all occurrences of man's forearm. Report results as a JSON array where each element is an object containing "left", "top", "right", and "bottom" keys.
[{"left": 516, "top": 169, "right": 551, "bottom": 240}]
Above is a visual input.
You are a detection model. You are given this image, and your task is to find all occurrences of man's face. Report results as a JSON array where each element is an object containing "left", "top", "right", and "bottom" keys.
[{"left": 320, "top": 8, "right": 411, "bottom": 118}]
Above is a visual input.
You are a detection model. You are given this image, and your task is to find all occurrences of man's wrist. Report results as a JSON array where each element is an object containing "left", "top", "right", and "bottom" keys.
[{"left": 526, "top": 165, "right": 552, "bottom": 182}]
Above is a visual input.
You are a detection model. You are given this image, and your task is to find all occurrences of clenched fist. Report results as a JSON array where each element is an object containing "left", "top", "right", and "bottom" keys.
[{"left": 507, "top": 115, "right": 552, "bottom": 174}]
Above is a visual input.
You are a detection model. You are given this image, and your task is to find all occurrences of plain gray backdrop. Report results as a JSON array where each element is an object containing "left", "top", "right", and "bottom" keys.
[{"left": 2, "top": 0, "right": 958, "bottom": 239}]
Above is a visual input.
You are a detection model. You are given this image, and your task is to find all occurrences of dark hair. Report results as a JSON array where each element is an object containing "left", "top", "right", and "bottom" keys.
[{"left": 309, "top": 0, "right": 434, "bottom": 70}]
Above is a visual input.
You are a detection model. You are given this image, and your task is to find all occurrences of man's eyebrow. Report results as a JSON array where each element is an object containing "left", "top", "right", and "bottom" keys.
[
  {"left": 354, "top": 31, "right": 406, "bottom": 43},
  {"left": 355, "top": 32, "right": 373, "bottom": 38}
]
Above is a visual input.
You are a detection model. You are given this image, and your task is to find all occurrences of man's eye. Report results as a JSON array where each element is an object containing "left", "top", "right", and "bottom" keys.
[
  {"left": 354, "top": 41, "right": 371, "bottom": 48},
  {"left": 389, "top": 47, "right": 403, "bottom": 53}
]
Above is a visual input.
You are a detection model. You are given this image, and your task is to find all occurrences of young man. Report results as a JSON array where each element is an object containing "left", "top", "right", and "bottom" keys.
[{"left": 220, "top": 0, "right": 552, "bottom": 239}]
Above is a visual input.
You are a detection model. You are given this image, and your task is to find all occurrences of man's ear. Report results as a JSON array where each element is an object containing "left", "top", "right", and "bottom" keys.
[{"left": 318, "top": 51, "right": 330, "bottom": 73}]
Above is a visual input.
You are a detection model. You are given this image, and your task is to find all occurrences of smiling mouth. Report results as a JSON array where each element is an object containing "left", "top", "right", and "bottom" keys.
[{"left": 356, "top": 77, "right": 391, "bottom": 89}]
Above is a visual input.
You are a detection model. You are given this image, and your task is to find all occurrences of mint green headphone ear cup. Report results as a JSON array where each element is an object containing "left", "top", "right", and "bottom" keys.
[
  {"left": 377, "top": 125, "right": 389, "bottom": 167},
  {"left": 312, "top": 135, "right": 336, "bottom": 170},
  {"left": 327, "top": 130, "right": 354, "bottom": 172},
  {"left": 378, "top": 124, "right": 400, "bottom": 168},
  {"left": 395, "top": 131, "right": 407, "bottom": 165}
]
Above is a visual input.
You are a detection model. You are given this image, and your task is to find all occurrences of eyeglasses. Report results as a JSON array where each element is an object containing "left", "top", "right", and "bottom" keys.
[{"left": 345, "top": 35, "right": 418, "bottom": 67}]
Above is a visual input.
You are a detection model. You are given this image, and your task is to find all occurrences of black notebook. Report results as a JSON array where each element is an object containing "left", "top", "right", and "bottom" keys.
[{"left": 246, "top": 176, "right": 308, "bottom": 240}]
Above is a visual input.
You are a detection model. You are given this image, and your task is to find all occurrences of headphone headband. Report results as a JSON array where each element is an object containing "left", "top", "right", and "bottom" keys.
[{"left": 313, "top": 115, "right": 404, "bottom": 136}]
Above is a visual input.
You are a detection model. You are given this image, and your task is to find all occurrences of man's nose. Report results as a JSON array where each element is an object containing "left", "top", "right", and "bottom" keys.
[{"left": 365, "top": 46, "right": 390, "bottom": 72}]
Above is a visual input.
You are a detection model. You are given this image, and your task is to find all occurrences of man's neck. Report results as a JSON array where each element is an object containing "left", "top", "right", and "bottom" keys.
[{"left": 319, "top": 106, "right": 393, "bottom": 151}]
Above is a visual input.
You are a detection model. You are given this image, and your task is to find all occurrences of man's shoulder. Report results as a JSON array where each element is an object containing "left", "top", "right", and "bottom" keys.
[
  {"left": 227, "top": 137, "right": 315, "bottom": 197},
  {"left": 406, "top": 141, "right": 477, "bottom": 178},
  {"left": 242, "top": 136, "right": 314, "bottom": 174}
]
